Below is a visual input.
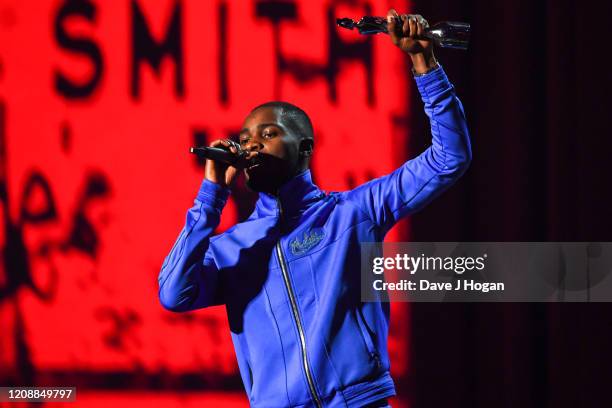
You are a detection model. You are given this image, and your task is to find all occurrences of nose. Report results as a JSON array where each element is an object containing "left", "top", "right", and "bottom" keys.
[{"left": 244, "top": 136, "right": 264, "bottom": 152}]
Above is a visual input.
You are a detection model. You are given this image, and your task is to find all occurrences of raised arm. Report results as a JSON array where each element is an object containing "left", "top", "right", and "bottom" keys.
[
  {"left": 344, "top": 11, "right": 472, "bottom": 236},
  {"left": 159, "top": 136, "right": 250, "bottom": 311},
  {"left": 158, "top": 179, "right": 230, "bottom": 311}
]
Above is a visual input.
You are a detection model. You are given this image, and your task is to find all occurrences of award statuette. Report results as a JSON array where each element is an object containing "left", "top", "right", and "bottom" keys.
[{"left": 336, "top": 16, "right": 470, "bottom": 50}]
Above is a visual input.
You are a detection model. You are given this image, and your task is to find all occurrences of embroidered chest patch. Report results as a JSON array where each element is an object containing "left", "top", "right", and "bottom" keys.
[{"left": 289, "top": 229, "right": 325, "bottom": 256}]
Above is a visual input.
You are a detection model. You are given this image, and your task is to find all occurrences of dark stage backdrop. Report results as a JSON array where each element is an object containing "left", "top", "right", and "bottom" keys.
[
  {"left": 406, "top": 1, "right": 612, "bottom": 407},
  {"left": 0, "top": 0, "right": 416, "bottom": 407}
]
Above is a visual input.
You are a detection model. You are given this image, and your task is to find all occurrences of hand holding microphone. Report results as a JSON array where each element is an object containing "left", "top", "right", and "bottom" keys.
[{"left": 193, "top": 139, "right": 258, "bottom": 187}]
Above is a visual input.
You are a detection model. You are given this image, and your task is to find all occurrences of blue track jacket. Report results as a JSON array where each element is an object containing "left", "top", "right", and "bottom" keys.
[{"left": 158, "top": 66, "right": 471, "bottom": 407}]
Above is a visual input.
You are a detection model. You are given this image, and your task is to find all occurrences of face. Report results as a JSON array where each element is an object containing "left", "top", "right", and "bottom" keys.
[{"left": 239, "top": 107, "right": 303, "bottom": 194}]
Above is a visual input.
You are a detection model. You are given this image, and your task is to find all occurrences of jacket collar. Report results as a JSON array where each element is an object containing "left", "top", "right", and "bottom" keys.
[{"left": 254, "top": 170, "right": 325, "bottom": 218}]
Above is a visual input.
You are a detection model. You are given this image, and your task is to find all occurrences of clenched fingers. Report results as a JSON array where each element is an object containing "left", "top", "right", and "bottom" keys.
[{"left": 210, "top": 138, "right": 241, "bottom": 154}]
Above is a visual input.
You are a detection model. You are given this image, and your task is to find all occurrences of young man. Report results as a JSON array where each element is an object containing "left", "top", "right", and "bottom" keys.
[{"left": 158, "top": 10, "right": 471, "bottom": 408}]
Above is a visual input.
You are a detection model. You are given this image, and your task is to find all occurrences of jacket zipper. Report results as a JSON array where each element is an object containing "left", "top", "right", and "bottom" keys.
[
  {"left": 276, "top": 198, "right": 323, "bottom": 408},
  {"left": 355, "top": 308, "right": 382, "bottom": 369}
]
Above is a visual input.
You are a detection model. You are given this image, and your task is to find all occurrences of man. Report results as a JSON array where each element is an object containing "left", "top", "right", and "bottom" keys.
[{"left": 158, "top": 10, "right": 471, "bottom": 408}]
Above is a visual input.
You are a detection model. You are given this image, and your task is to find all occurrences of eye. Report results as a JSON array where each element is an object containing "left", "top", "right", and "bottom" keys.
[
  {"left": 239, "top": 138, "right": 249, "bottom": 145},
  {"left": 262, "top": 131, "right": 276, "bottom": 139}
]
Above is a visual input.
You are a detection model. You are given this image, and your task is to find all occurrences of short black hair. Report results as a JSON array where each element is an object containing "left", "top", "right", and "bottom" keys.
[{"left": 251, "top": 101, "right": 314, "bottom": 141}]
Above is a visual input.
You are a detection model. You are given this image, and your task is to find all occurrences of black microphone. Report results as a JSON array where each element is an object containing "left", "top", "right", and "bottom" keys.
[{"left": 189, "top": 146, "right": 247, "bottom": 166}]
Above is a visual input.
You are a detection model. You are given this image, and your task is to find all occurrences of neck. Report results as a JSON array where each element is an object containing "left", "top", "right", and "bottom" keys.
[
  {"left": 254, "top": 169, "right": 324, "bottom": 218},
  {"left": 257, "top": 166, "right": 310, "bottom": 196}
]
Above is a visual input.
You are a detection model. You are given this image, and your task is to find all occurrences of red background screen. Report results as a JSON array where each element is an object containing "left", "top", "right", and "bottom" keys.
[{"left": 0, "top": 0, "right": 412, "bottom": 406}]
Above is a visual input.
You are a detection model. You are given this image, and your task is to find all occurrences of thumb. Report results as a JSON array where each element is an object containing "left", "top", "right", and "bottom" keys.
[{"left": 387, "top": 9, "right": 400, "bottom": 45}]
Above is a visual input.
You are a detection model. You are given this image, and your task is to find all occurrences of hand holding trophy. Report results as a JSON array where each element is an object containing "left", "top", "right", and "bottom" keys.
[{"left": 337, "top": 13, "right": 470, "bottom": 50}]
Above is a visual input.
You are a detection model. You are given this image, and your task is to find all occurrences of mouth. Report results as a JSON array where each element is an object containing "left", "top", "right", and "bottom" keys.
[
  {"left": 245, "top": 155, "right": 265, "bottom": 174},
  {"left": 244, "top": 153, "right": 290, "bottom": 180}
]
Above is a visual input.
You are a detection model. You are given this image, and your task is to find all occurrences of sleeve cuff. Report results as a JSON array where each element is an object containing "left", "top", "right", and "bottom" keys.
[
  {"left": 413, "top": 65, "right": 453, "bottom": 98},
  {"left": 196, "top": 179, "right": 231, "bottom": 209}
]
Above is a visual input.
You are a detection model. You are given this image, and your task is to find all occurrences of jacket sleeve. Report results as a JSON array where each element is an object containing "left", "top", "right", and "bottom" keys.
[
  {"left": 158, "top": 179, "right": 230, "bottom": 312},
  {"left": 344, "top": 66, "right": 472, "bottom": 237}
]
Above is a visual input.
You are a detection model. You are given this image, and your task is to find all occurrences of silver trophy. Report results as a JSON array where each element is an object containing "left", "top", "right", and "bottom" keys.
[{"left": 336, "top": 16, "right": 470, "bottom": 50}]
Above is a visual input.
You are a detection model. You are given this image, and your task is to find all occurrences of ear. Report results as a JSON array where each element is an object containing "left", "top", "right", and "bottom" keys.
[{"left": 299, "top": 138, "right": 314, "bottom": 157}]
